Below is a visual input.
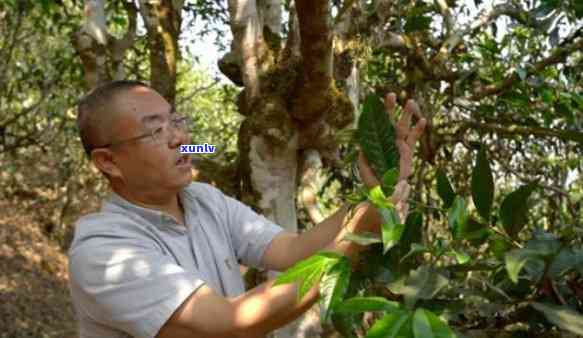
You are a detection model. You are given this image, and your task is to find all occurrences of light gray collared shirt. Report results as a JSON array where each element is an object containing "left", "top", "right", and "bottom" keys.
[{"left": 68, "top": 182, "right": 284, "bottom": 338}]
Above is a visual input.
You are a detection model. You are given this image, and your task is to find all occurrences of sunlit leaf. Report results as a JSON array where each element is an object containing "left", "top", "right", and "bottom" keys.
[
  {"left": 299, "top": 265, "right": 324, "bottom": 300},
  {"left": 275, "top": 251, "right": 343, "bottom": 300},
  {"left": 369, "top": 186, "right": 392, "bottom": 209},
  {"left": 380, "top": 207, "right": 406, "bottom": 253},
  {"left": 450, "top": 249, "right": 471, "bottom": 265},
  {"left": 448, "top": 197, "right": 469, "bottom": 240},
  {"left": 320, "top": 257, "right": 351, "bottom": 322}
]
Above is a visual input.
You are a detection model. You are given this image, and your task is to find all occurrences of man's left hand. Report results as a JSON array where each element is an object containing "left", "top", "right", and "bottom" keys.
[{"left": 357, "top": 93, "right": 427, "bottom": 221}]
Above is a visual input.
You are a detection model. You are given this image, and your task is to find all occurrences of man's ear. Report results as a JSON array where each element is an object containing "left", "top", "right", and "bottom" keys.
[{"left": 91, "top": 148, "right": 123, "bottom": 179}]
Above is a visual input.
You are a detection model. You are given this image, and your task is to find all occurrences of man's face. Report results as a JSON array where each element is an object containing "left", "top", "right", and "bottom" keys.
[{"left": 107, "top": 86, "right": 193, "bottom": 194}]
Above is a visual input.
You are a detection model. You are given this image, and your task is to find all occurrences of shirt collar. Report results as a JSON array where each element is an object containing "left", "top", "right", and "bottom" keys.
[{"left": 102, "top": 187, "right": 194, "bottom": 228}]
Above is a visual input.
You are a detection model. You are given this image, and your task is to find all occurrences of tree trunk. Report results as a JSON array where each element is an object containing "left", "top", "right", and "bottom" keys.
[
  {"left": 137, "top": 0, "right": 182, "bottom": 105},
  {"left": 73, "top": 0, "right": 137, "bottom": 90},
  {"left": 224, "top": 1, "right": 356, "bottom": 337}
]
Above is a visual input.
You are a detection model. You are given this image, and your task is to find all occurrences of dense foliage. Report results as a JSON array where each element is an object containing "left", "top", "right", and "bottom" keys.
[{"left": 276, "top": 94, "right": 583, "bottom": 337}]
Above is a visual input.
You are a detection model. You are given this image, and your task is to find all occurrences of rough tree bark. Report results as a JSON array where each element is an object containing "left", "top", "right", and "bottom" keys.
[
  {"left": 74, "top": 0, "right": 181, "bottom": 105},
  {"left": 137, "top": 0, "right": 183, "bottom": 105},
  {"left": 222, "top": 0, "right": 357, "bottom": 337},
  {"left": 73, "top": 0, "right": 137, "bottom": 89}
]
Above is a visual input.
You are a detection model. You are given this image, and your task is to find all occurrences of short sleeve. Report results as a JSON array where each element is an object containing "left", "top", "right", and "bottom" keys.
[
  {"left": 220, "top": 193, "right": 285, "bottom": 269},
  {"left": 69, "top": 233, "right": 205, "bottom": 338}
]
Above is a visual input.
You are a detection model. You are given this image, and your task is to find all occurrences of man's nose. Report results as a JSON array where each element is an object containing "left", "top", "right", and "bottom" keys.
[{"left": 168, "top": 126, "right": 190, "bottom": 148}]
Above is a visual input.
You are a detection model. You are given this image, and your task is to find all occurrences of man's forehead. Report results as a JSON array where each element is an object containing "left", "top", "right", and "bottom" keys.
[
  {"left": 115, "top": 88, "right": 171, "bottom": 121},
  {"left": 140, "top": 106, "right": 175, "bottom": 124}
]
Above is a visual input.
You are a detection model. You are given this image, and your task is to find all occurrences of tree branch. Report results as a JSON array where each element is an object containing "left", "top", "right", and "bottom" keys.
[
  {"left": 460, "top": 120, "right": 583, "bottom": 144},
  {"left": 138, "top": 0, "right": 182, "bottom": 104},
  {"left": 176, "top": 79, "right": 219, "bottom": 106},
  {"left": 471, "top": 37, "right": 583, "bottom": 100},
  {"left": 109, "top": 0, "right": 138, "bottom": 80},
  {"left": 434, "top": 2, "right": 559, "bottom": 66},
  {"left": 293, "top": 0, "right": 334, "bottom": 121},
  {"left": 227, "top": 0, "right": 266, "bottom": 104}
]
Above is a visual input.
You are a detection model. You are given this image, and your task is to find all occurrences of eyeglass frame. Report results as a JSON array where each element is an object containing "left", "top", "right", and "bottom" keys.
[{"left": 88, "top": 107, "right": 193, "bottom": 153}]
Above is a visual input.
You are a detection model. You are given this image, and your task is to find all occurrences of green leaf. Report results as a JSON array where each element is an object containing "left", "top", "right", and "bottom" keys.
[
  {"left": 320, "top": 257, "right": 351, "bottom": 322},
  {"left": 365, "top": 310, "right": 413, "bottom": 338},
  {"left": 471, "top": 146, "right": 494, "bottom": 221},
  {"left": 336, "top": 297, "right": 400, "bottom": 314},
  {"left": 549, "top": 248, "right": 583, "bottom": 278},
  {"left": 382, "top": 168, "right": 400, "bottom": 195},
  {"left": 299, "top": 266, "right": 325, "bottom": 300},
  {"left": 357, "top": 94, "right": 399, "bottom": 179},
  {"left": 390, "top": 266, "right": 449, "bottom": 308},
  {"left": 450, "top": 249, "right": 471, "bottom": 265},
  {"left": 499, "top": 183, "right": 538, "bottom": 239},
  {"left": 505, "top": 248, "right": 544, "bottom": 283},
  {"left": 404, "top": 15, "right": 432, "bottom": 33},
  {"left": 413, "top": 308, "right": 434, "bottom": 338},
  {"left": 402, "top": 212, "right": 423, "bottom": 247},
  {"left": 343, "top": 231, "right": 382, "bottom": 246},
  {"left": 532, "top": 303, "right": 583, "bottom": 336},
  {"left": 436, "top": 169, "right": 456, "bottom": 209},
  {"left": 541, "top": 89, "right": 555, "bottom": 104},
  {"left": 516, "top": 67, "right": 527, "bottom": 81},
  {"left": 274, "top": 255, "right": 324, "bottom": 285},
  {"left": 369, "top": 186, "right": 392, "bottom": 209},
  {"left": 380, "top": 207, "right": 406, "bottom": 253},
  {"left": 461, "top": 218, "right": 491, "bottom": 244},
  {"left": 413, "top": 308, "right": 457, "bottom": 338},
  {"left": 490, "top": 235, "right": 512, "bottom": 260},
  {"left": 275, "top": 251, "right": 343, "bottom": 300},
  {"left": 401, "top": 243, "right": 429, "bottom": 263},
  {"left": 448, "top": 197, "right": 469, "bottom": 240}
]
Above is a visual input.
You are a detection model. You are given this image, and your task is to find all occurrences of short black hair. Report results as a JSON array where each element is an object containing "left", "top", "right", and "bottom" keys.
[{"left": 77, "top": 80, "right": 150, "bottom": 157}]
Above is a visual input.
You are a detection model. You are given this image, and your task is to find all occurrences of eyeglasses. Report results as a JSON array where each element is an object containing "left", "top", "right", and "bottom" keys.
[{"left": 90, "top": 113, "right": 192, "bottom": 152}]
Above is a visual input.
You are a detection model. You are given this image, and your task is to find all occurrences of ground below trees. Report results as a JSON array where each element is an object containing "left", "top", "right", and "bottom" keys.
[{"left": 0, "top": 200, "right": 76, "bottom": 338}]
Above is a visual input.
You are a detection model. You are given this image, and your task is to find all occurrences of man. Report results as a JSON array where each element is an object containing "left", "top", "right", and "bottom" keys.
[{"left": 68, "top": 80, "right": 426, "bottom": 338}]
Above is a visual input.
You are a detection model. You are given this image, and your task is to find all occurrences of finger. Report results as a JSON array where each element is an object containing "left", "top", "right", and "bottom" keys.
[
  {"left": 406, "top": 117, "right": 427, "bottom": 149},
  {"left": 397, "top": 99, "right": 414, "bottom": 134},
  {"left": 393, "top": 182, "right": 411, "bottom": 223},
  {"left": 404, "top": 99, "right": 424, "bottom": 120},
  {"left": 391, "top": 180, "right": 410, "bottom": 205},
  {"left": 397, "top": 201, "right": 410, "bottom": 224},
  {"left": 385, "top": 93, "right": 397, "bottom": 125},
  {"left": 397, "top": 139, "right": 413, "bottom": 180}
]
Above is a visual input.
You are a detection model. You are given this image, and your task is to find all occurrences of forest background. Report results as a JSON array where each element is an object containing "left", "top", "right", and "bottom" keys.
[{"left": 0, "top": 0, "right": 581, "bottom": 337}]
